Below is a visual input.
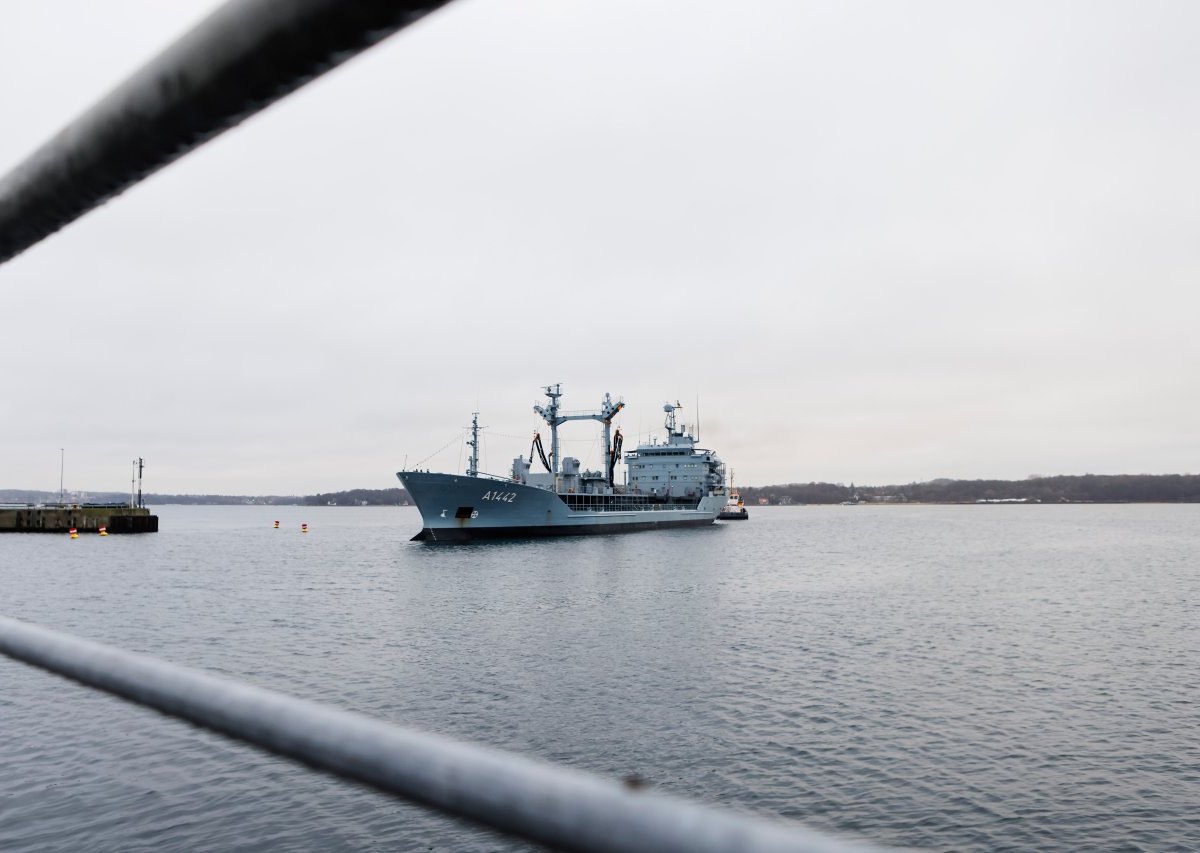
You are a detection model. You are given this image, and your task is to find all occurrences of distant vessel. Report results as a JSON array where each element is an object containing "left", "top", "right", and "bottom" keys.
[
  {"left": 841, "top": 484, "right": 861, "bottom": 506},
  {"left": 397, "top": 385, "right": 728, "bottom": 541},
  {"left": 717, "top": 471, "right": 749, "bottom": 521}
]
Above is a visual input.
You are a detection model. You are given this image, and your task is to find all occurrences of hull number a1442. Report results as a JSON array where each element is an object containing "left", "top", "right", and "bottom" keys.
[{"left": 482, "top": 491, "right": 517, "bottom": 503}]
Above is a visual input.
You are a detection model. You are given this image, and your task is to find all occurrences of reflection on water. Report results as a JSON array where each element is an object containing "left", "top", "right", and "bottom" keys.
[{"left": 1, "top": 504, "right": 1197, "bottom": 851}]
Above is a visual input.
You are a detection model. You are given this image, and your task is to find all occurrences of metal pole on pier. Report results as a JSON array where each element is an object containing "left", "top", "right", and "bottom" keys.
[
  {"left": 0, "top": 615, "right": 882, "bottom": 853},
  {"left": 0, "top": 0, "right": 457, "bottom": 267}
]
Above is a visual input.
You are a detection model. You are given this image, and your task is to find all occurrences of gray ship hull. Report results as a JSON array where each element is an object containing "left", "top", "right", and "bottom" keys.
[{"left": 397, "top": 471, "right": 723, "bottom": 542}]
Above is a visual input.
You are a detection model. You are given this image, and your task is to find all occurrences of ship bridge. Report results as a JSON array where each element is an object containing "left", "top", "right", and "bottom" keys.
[{"left": 625, "top": 402, "right": 724, "bottom": 499}]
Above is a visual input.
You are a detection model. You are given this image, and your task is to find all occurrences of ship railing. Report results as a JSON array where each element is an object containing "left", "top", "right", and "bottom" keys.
[
  {"left": 565, "top": 503, "right": 660, "bottom": 513},
  {"left": 1, "top": 615, "right": 882, "bottom": 853},
  {"left": 562, "top": 496, "right": 706, "bottom": 513},
  {"left": 475, "top": 470, "right": 522, "bottom": 482}
]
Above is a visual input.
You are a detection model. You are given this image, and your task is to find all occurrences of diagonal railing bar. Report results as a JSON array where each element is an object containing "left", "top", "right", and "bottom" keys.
[
  {"left": 0, "top": 615, "right": 884, "bottom": 853},
  {"left": 0, "top": 0, "right": 455, "bottom": 266}
]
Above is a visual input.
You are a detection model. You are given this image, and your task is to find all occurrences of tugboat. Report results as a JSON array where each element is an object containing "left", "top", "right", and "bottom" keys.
[
  {"left": 717, "top": 471, "right": 749, "bottom": 521},
  {"left": 397, "top": 385, "right": 729, "bottom": 541}
]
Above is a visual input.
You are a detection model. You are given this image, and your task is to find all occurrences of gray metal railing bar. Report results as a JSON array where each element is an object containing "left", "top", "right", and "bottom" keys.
[
  {"left": 0, "top": 615, "right": 884, "bottom": 853},
  {"left": 0, "top": 0, "right": 456, "bottom": 267}
]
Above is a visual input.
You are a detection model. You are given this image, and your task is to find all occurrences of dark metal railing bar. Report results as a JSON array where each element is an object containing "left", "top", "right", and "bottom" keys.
[
  {"left": 0, "top": 615, "right": 882, "bottom": 853},
  {"left": 0, "top": 0, "right": 455, "bottom": 267}
]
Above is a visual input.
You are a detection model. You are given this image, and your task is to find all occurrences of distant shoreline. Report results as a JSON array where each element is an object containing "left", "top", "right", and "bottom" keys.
[
  {"left": 5, "top": 474, "right": 1198, "bottom": 507},
  {"left": 739, "top": 473, "right": 1200, "bottom": 506}
]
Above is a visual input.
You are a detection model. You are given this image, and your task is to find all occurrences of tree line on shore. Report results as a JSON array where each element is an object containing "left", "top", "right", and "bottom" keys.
[
  {"left": 141, "top": 488, "right": 414, "bottom": 505},
  {"left": 739, "top": 474, "right": 1200, "bottom": 505},
  {"left": 134, "top": 488, "right": 414, "bottom": 505},
  {"left": 180, "top": 474, "right": 1200, "bottom": 506},
  {"left": 303, "top": 488, "right": 412, "bottom": 506},
  {"left": 8, "top": 474, "right": 1198, "bottom": 506}
]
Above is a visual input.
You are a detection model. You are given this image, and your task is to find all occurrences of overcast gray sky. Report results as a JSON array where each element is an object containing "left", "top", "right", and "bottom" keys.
[{"left": 2, "top": 1, "right": 1198, "bottom": 495}]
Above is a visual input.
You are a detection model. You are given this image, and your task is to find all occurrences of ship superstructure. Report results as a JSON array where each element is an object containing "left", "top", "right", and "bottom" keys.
[{"left": 397, "top": 385, "right": 728, "bottom": 541}]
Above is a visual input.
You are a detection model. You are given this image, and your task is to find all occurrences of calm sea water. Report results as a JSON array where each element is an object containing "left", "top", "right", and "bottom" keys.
[{"left": 1, "top": 504, "right": 1197, "bottom": 851}]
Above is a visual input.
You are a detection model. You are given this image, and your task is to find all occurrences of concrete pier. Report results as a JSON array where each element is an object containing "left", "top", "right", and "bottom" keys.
[{"left": 0, "top": 505, "right": 158, "bottom": 533}]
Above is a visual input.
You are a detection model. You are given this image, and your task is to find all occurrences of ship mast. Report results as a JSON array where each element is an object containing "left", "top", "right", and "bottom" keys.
[
  {"left": 533, "top": 385, "right": 563, "bottom": 474},
  {"left": 663, "top": 401, "right": 684, "bottom": 437},
  {"left": 465, "top": 412, "right": 482, "bottom": 477}
]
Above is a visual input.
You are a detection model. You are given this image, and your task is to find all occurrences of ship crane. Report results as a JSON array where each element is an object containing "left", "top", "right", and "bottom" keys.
[{"left": 533, "top": 384, "right": 624, "bottom": 478}]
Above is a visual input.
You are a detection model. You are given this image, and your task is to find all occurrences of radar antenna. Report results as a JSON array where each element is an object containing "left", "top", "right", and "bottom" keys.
[{"left": 663, "top": 401, "right": 684, "bottom": 436}]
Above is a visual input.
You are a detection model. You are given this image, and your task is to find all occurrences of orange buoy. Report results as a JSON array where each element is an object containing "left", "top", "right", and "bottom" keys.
[
  {"left": 99, "top": 526, "right": 108, "bottom": 536},
  {"left": 301, "top": 522, "right": 308, "bottom": 533},
  {"left": 274, "top": 520, "right": 280, "bottom": 529},
  {"left": 69, "top": 527, "right": 78, "bottom": 539}
]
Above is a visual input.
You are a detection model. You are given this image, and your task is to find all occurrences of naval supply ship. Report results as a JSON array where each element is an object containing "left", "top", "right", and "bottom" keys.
[{"left": 397, "top": 384, "right": 728, "bottom": 541}]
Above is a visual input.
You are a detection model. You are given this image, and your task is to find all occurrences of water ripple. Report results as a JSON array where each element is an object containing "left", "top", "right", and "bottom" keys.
[{"left": 1, "top": 504, "right": 1197, "bottom": 850}]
